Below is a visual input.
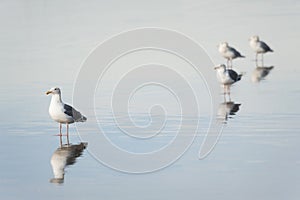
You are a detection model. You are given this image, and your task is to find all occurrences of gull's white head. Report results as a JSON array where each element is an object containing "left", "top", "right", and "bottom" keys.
[
  {"left": 249, "top": 35, "right": 259, "bottom": 42},
  {"left": 214, "top": 64, "right": 226, "bottom": 70},
  {"left": 46, "top": 87, "right": 61, "bottom": 95},
  {"left": 219, "top": 42, "right": 228, "bottom": 48},
  {"left": 218, "top": 42, "right": 229, "bottom": 52}
]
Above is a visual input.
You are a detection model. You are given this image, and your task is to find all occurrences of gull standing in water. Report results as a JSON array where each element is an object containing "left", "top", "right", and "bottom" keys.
[
  {"left": 214, "top": 64, "right": 243, "bottom": 96},
  {"left": 218, "top": 42, "right": 245, "bottom": 68},
  {"left": 46, "top": 87, "right": 87, "bottom": 146},
  {"left": 249, "top": 35, "right": 273, "bottom": 65}
]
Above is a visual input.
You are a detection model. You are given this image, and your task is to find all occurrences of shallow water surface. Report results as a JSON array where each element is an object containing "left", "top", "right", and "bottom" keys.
[{"left": 0, "top": 0, "right": 300, "bottom": 200}]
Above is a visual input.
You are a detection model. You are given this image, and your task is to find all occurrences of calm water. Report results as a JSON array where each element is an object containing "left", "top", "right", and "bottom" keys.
[{"left": 1, "top": 0, "right": 300, "bottom": 199}]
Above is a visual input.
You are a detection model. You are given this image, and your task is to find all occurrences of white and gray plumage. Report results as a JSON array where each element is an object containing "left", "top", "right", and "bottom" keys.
[
  {"left": 46, "top": 87, "right": 87, "bottom": 145},
  {"left": 218, "top": 42, "right": 245, "bottom": 68},
  {"left": 249, "top": 35, "right": 273, "bottom": 65},
  {"left": 214, "top": 64, "right": 243, "bottom": 95}
]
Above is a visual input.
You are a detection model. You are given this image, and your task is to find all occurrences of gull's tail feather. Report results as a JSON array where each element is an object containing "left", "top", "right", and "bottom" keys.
[
  {"left": 79, "top": 115, "right": 87, "bottom": 122},
  {"left": 237, "top": 72, "right": 246, "bottom": 81},
  {"left": 237, "top": 74, "right": 242, "bottom": 81},
  {"left": 236, "top": 50, "right": 245, "bottom": 58},
  {"left": 69, "top": 107, "right": 87, "bottom": 122}
]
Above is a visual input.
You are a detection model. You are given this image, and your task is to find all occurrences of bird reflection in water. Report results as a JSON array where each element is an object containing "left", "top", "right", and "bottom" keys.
[
  {"left": 217, "top": 94, "right": 241, "bottom": 123},
  {"left": 251, "top": 65, "right": 274, "bottom": 83},
  {"left": 50, "top": 142, "right": 88, "bottom": 184}
]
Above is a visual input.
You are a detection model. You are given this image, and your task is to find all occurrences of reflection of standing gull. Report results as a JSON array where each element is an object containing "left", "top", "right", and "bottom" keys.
[
  {"left": 46, "top": 87, "right": 87, "bottom": 146},
  {"left": 214, "top": 64, "right": 243, "bottom": 95},
  {"left": 218, "top": 100, "right": 241, "bottom": 122},
  {"left": 218, "top": 42, "right": 245, "bottom": 68},
  {"left": 50, "top": 142, "right": 88, "bottom": 184},
  {"left": 249, "top": 35, "right": 273, "bottom": 65},
  {"left": 252, "top": 66, "right": 274, "bottom": 82}
]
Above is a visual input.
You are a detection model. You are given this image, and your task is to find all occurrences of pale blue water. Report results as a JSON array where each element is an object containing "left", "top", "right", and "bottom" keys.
[{"left": 1, "top": 0, "right": 300, "bottom": 199}]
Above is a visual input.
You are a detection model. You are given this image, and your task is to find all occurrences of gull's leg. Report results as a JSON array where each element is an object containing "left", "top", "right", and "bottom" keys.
[
  {"left": 59, "top": 123, "right": 62, "bottom": 147},
  {"left": 59, "top": 123, "right": 62, "bottom": 136},
  {"left": 227, "top": 59, "right": 232, "bottom": 69},
  {"left": 224, "top": 85, "right": 227, "bottom": 97},
  {"left": 223, "top": 85, "right": 226, "bottom": 102},
  {"left": 226, "top": 59, "right": 229, "bottom": 68},
  {"left": 255, "top": 53, "right": 258, "bottom": 66},
  {"left": 262, "top": 54, "right": 264, "bottom": 66},
  {"left": 227, "top": 85, "right": 229, "bottom": 95},
  {"left": 66, "top": 123, "right": 70, "bottom": 145}
]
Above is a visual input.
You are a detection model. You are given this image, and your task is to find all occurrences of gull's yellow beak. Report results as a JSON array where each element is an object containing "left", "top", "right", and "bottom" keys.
[{"left": 46, "top": 91, "right": 52, "bottom": 95}]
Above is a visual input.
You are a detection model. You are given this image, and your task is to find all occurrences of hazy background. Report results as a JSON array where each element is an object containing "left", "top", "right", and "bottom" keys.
[{"left": 0, "top": 0, "right": 299, "bottom": 199}]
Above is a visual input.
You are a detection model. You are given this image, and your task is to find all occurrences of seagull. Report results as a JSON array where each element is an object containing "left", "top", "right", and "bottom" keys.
[
  {"left": 214, "top": 64, "right": 243, "bottom": 95},
  {"left": 249, "top": 35, "right": 273, "bottom": 65},
  {"left": 46, "top": 87, "right": 87, "bottom": 146},
  {"left": 218, "top": 42, "right": 245, "bottom": 68}
]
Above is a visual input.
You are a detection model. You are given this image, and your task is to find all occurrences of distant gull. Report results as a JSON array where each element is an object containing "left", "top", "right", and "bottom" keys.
[
  {"left": 218, "top": 42, "right": 245, "bottom": 68},
  {"left": 46, "top": 87, "right": 87, "bottom": 146},
  {"left": 249, "top": 35, "right": 273, "bottom": 65},
  {"left": 214, "top": 64, "right": 243, "bottom": 95}
]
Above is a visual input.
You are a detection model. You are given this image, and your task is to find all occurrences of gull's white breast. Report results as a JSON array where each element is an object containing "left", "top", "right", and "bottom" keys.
[
  {"left": 216, "top": 70, "right": 235, "bottom": 85},
  {"left": 250, "top": 41, "right": 264, "bottom": 53},
  {"left": 49, "top": 101, "right": 74, "bottom": 124}
]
